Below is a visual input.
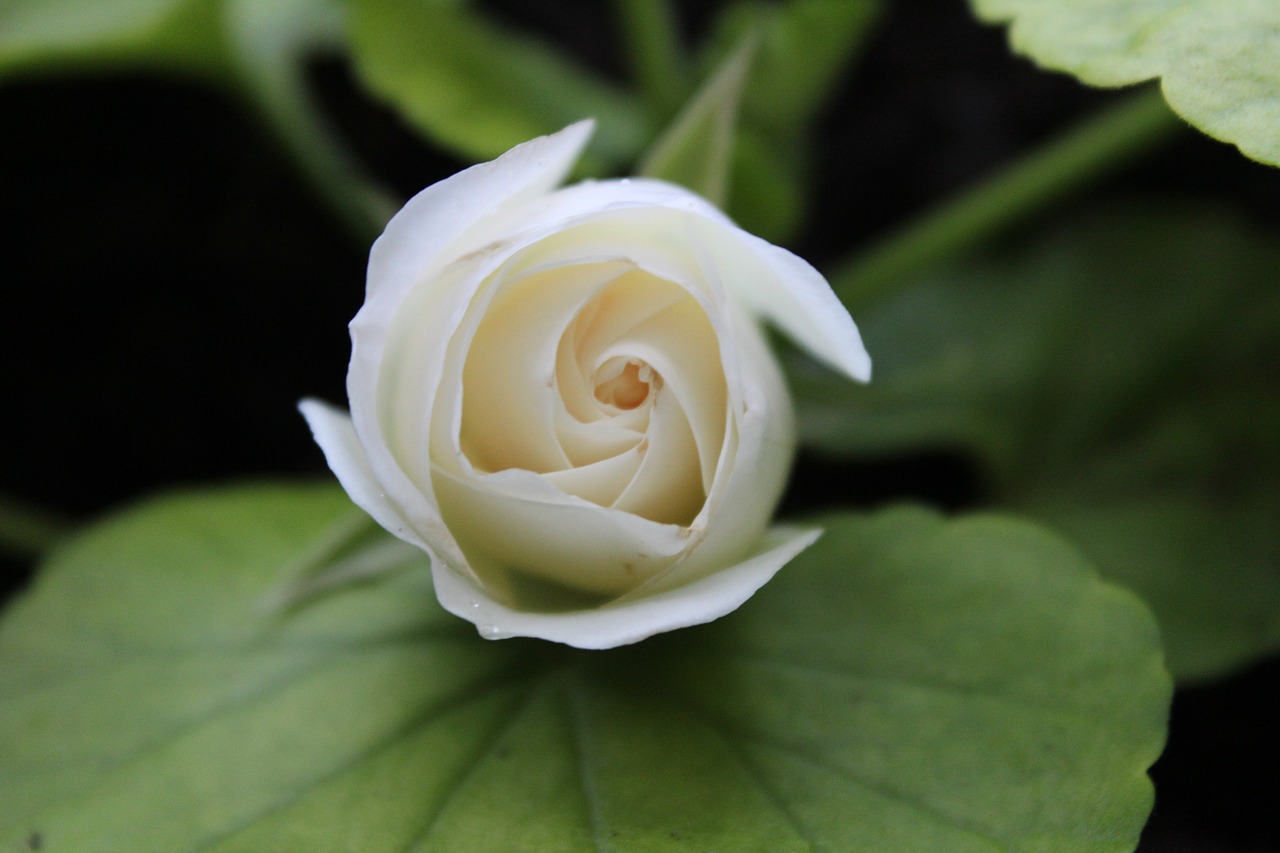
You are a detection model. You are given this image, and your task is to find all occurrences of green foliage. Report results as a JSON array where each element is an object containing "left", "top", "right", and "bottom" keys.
[
  {"left": 971, "top": 0, "right": 1280, "bottom": 166},
  {"left": 0, "top": 0, "right": 394, "bottom": 237},
  {"left": 0, "top": 484, "right": 1167, "bottom": 850},
  {"left": 0, "top": 0, "right": 227, "bottom": 77},
  {"left": 793, "top": 205, "right": 1280, "bottom": 680},
  {"left": 639, "top": 33, "right": 754, "bottom": 206},
  {"left": 705, "top": 0, "right": 880, "bottom": 141},
  {"left": 347, "top": 0, "right": 649, "bottom": 171},
  {"left": 700, "top": 0, "right": 882, "bottom": 240}
]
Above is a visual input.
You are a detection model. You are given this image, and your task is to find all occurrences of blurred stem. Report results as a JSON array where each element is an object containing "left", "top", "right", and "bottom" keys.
[
  {"left": 228, "top": 0, "right": 398, "bottom": 244},
  {"left": 249, "top": 86, "right": 399, "bottom": 243},
  {"left": 831, "top": 87, "right": 1182, "bottom": 310},
  {"left": 614, "top": 0, "right": 686, "bottom": 117},
  {"left": 0, "top": 495, "right": 73, "bottom": 559}
]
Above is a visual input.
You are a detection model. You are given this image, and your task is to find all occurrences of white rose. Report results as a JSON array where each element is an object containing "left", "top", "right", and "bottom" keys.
[{"left": 300, "top": 121, "right": 869, "bottom": 649}]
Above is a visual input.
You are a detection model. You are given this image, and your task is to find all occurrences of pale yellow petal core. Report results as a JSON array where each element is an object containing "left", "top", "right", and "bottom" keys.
[{"left": 455, "top": 261, "right": 726, "bottom": 538}]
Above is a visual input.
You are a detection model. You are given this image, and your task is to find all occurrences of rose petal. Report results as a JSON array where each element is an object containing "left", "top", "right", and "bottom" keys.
[
  {"left": 488, "top": 177, "right": 872, "bottom": 381},
  {"left": 594, "top": 288, "right": 727, "bottom": 493},
  {"left": 431, "top": 524, "right": 822, "bottom": 648},
  {"left": 542, "top": 446, "right": 642, "bottom": 508},
  {"left": 344, "top": 122, "right": 598, "bottom": 574},
  {"left": 461, "top": 261, "right": 631, "bottom": 473},
  {"left": 297, "top": 399, "right": 425, "bottom": 550},
  {"left": 609, "top": 387, "right": 705, "bottom": 525},
  {"left": 431, "top": 463, "right": 691, "bottom": 596},
  {"left": 647, "top": 303, "right": 796, "bottom": 591},
  {"left": 363, "top": 120, "right": 595, "bottom": 310}
]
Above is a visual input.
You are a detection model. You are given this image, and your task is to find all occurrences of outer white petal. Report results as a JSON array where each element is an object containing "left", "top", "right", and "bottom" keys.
[
  {"left": 363, "top": 119, "right": 595, "bottom": 310},
  {"left": 345, "top": 122, "right": 597, "bottom": 577},
  {"left": 501, "top": 176, "right": 872, "bottom": 381},
  {"left": 432, "top": 525, "right": 822, "bottom": 648},
  {"left": 297, "top": 399, "right": 427, "bottom": 551},
  {"left": 431, "top": 463, "right": 691, "bottom": 596}
]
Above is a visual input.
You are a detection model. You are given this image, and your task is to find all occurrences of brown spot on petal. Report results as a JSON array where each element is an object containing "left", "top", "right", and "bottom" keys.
[{"left": 451, "top": 238, "right": 511, "bottom": 266}]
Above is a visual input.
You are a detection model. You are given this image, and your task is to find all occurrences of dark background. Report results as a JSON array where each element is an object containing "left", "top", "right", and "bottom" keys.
[{"left": 2, "top": 1, "right": 1277, "bottom": 849}]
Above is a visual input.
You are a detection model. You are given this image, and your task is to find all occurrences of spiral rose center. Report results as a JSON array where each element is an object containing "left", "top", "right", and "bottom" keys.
[{"left": 593, "top": 359, "right": 658, "bottom": 410}]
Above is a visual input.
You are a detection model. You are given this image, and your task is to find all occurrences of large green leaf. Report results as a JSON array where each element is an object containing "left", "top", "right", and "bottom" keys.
[
  {"left": 348, "top": 0, "right": 649, "bottom": 171},
  {"left": 0, "top": 0, "right": 227, "bottom": 78},
  {"left": 0, "top": 483, "right": 1167, "bottom": 850},
  {"left": 796, "top": 205, "right": 1280, "bottom": 680},
  {"left": 970, "top": 0, "right": 1280, "bottom": 166}
]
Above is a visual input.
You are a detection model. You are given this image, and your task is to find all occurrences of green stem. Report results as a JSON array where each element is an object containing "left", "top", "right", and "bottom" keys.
[
  {"left": 251, "top": 86, "right": 399, "bottom": 243},
  {"left": 830, "top": 87, "right": 1182, "bottom": 310},
  {"left": 614, "top": 0, "right": 686, "bottom": 118},
  {"left": 229, "top": 0, "right": 399, "bottom": 244},
  {"left": 0, "top": 495, "right": 73, "bottom": 559}
]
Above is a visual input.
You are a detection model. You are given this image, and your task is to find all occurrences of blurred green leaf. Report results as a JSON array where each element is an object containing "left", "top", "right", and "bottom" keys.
[
  {"left": 639, "top": 33, "right": 754, "bottom": 206},
  {"left": 726, "top": 126, "right": 805, "bottom": 241},
  {"left": 1, "top": 484, "right": 1167, "bottom": 850},
  {"left": 797, "top": 205, "right": 1280, "bottom": 680},
  {"left": 348, "top": 0, "right": 649, "bottom": 172},
  {"left": 613, "top": 0, "right": 686, "bottom": 117},
  {"left": 699, "top": 0, "right": 881, "bottom": 240},
  {"left": 970, "top": 0, "right": 1280, "bottom": 166},
  {"left": 0, "top": 0, "right": 394, "bottom": 238},
  {"left": 224, "top": 0, "right": 397, "bottom": 237},
  {"left": 0, "top": 0, "right": 227, "bottom": 78},
  {"left": 706, "top": 0, "right": 879, "bottom": 140}
]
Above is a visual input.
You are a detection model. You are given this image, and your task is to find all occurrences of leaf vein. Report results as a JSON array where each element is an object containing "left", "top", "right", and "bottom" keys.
[
  {"left": 193, "top": 668, "right": 535, "bottom": 851},
  {"left": 711, "top": 651, "right": 1089, "bottom": 718},
  {"left": 397, "top": 678, "right": 545, "bottom": 853},
  {"left": 735, "top": 729, "right": 1007, "bottom": 850},
  {"left": 565, "top": 672, "right": 612, "bottom": 853}
]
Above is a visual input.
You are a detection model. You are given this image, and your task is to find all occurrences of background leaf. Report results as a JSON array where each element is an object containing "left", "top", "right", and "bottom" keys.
[
  {"left": 0, "top": 0, "right": 396, "bottom": 237},
  {"left": 794, "top": 205, "right": 1280, "bottom": 680},
  {"left": 0, "top": 0, "right": 227, "bottom": 78},
  {"left": 348, "top": 0, "right": 649, "bottom": 172},
  {"left": 638, "top": 33, "right": 754, "bottom": 206},
  {"left": 969, "top": 0, "right": 1280, "bottom": 166},
  {"left": 699, "top": 0, "right": 882, "bottom": 240},
  {"left": 0, "top": 484, "right": 1168, "bottom": 850}
]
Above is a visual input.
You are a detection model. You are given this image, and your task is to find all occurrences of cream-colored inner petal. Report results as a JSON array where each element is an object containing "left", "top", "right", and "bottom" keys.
[
  {"left": 593, "top": 358, "right": 655, "bottom": 410},
  {"left": 456, "top": 261, "right": 726, "bottom": 534}
]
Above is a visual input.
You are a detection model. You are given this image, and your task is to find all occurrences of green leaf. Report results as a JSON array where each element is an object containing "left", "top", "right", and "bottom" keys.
[
  {"left": 698, "top": 0, "right": 881, "bottom": 239},
  {"left": 0, "top": 0, "right": 228, "bottom": 78},
  {"left": 348, "top": 0, "right": 649, "bottom": 171},
  {"left": 970, "top": 0, "right": 1280, "bottom": 167},
  {"left": 613, "top": 0, "right": 687, "bottom": 117},
  {"left": 0, "top": 0, "right": 395, "bottom": 239},
  {"left": 223, "top": 0, "right": 398, "bottom": 238},
  {"left": 705, "top": 0, "right": 880, "bottom": 140},
  {"left": 0, "top": 484, "right": 1168, "bottom": 850},
  {"left": 797, "top": 205, "right": 1280, "bottom": 680},
  {"left": 638, "top": 33, "right": 754, "bottom": 206}
]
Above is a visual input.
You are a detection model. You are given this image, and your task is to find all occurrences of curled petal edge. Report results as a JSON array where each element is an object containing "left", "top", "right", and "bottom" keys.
[
  {"left": 432, "top": 525, "right": 822, "bottom": 649},
  {"left": 299, "top": 398, "right": 431, "bottom": 552},
  {"left": 491, "top": 175, "right": 872, "bottom": 383}
]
